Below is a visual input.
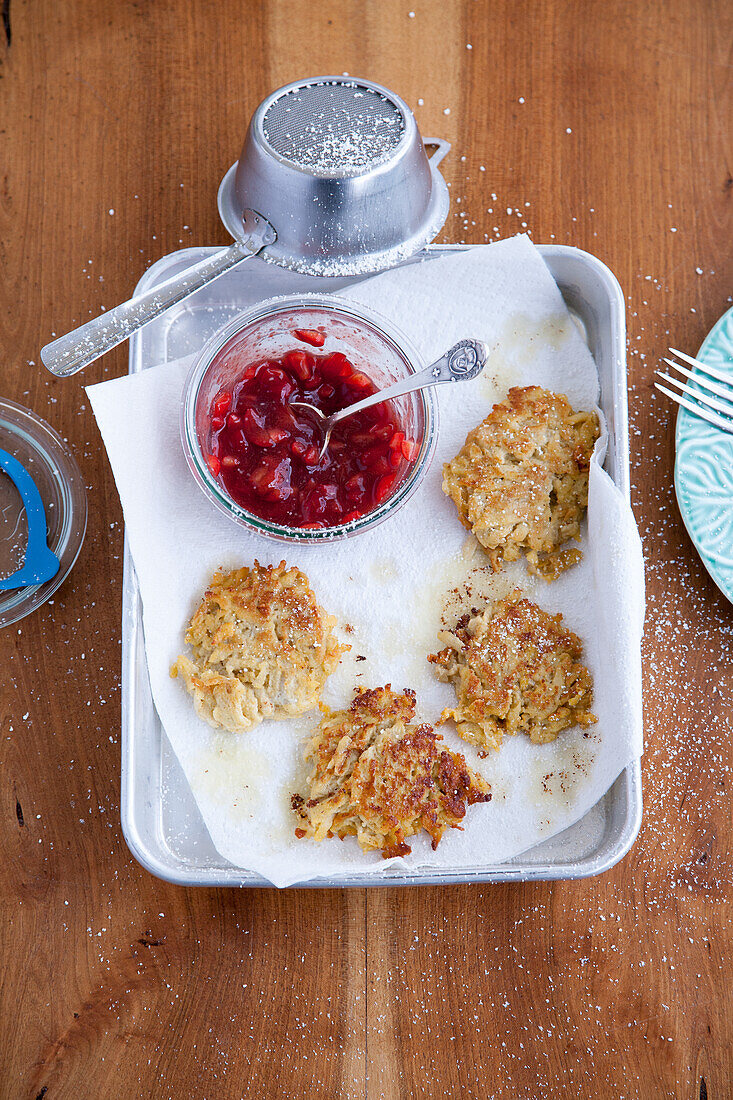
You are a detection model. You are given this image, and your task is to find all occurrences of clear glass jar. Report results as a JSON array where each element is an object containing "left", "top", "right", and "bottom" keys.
[{"left": 180, "top": 294, "right": 438, "bottom": 543}]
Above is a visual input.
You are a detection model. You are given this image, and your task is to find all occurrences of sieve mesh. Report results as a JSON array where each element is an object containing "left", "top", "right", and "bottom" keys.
[{"left": 262, "top": 80, "right": 405, "bottom": 175}]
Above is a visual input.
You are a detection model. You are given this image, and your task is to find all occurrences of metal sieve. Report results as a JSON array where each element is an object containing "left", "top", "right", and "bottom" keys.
[
  {"left": 41, "top": 76, "right": 450, "bottom": 377},
  {"left": 219, "top": 76, "right": 450, "bottom": 277}
]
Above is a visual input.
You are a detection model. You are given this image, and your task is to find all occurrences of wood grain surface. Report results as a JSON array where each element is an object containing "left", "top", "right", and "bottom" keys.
[{"left": 1, "top": 1, "right": 732, "bottom": 1097}]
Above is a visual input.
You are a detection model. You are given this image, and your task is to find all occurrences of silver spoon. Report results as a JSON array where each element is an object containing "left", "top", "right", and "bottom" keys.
[{"left": 291, "top": 339, "right": 488, "bottom": 459}]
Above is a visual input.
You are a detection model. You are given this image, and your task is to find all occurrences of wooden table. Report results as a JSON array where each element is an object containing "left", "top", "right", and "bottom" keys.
[{"left": 1, "top": 2, "right": 731, "bottom": 1096}]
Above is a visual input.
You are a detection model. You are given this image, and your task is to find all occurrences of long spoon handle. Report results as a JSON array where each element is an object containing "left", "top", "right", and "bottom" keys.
[
  {"left": 329, "top": 338, "right": 489, "bottom": 425},
  {"left": 40, "top": 210, "right": 276, "bottom": 378}
]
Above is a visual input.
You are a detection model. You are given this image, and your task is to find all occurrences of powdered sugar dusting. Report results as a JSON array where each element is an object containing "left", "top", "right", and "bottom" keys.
[{"left": 262, "top": 81, "right": 404, "bottom": 177}]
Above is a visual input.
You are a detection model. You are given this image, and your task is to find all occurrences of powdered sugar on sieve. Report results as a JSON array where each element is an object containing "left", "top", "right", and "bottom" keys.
[
  {"left": 258, "top": 235, "right": 431, "bottom": 278},
  {"left": 262, "top": 83, "right": 404, "bottom": 177}
]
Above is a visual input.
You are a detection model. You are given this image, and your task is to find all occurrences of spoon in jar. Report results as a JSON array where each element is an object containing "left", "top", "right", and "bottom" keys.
[{"left": 290, "top": 339, "right": 489, "bottom": 460}]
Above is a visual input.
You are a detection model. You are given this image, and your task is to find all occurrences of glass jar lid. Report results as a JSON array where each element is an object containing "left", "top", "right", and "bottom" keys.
[{"left": 0, "top": 398, "right": 87, "bottom": 627}]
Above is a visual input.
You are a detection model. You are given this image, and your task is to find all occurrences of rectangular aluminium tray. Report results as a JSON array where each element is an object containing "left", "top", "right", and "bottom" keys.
[{"left": 121, "top": 243, "right": 642, "bottom": 887}]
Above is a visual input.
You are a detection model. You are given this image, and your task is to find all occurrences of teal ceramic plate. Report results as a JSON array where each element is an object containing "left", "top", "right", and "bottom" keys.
[{"left": 674, "top": 305, "right": 733, "bottom": 603}]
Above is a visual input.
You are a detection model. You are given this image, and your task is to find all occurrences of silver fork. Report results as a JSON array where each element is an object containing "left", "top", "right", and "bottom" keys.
[{"left": 654, "top": 347, "right": 733, "bottom": 436}]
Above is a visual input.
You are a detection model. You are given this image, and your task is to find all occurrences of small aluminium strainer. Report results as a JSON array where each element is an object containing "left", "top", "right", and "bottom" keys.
[
  {"left": 41, "top": 76, "right": 450, "bottom": 377},
  {"left": 221, "top": 76, "right": 450, "bottom": 276}
]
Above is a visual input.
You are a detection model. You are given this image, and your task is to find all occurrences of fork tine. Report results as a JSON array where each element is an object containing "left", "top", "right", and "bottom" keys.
[
  {"left": 662, "top": 357, "right": 733, "bottom": 403},
  {"left": 655, "top": 369, "right": 733, "bottom": 418},
  {"left": 654, "top": 382, "right": 733, "bottom": 436},
  {"left": 669, "top": 347, "right": 733, "bottom": 387}
]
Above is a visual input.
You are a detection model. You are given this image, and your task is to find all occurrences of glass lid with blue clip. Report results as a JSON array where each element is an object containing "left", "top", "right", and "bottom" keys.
[{"left": 0, "top": 398, "right": 87, "bottom": 627}]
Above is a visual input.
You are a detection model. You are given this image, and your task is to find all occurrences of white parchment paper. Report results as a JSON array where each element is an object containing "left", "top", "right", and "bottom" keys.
[{"left": 88, "top": 236, "right": 644, "bottom": 887}]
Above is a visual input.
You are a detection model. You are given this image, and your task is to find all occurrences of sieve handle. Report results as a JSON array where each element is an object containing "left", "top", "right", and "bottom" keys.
[
  {"left": 423, "top": 138, "right": 451, "bottom": 166},
  {"left": 40, "top": 210, "right": 277, "bottom": 378}
]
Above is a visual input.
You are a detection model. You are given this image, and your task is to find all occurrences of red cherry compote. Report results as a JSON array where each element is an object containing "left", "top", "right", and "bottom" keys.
[{"left": 206, "top": 330, "right": 418, "bottom": 529}]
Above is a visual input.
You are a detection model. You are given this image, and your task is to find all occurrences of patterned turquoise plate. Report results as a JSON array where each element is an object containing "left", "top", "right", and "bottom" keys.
[{"left": 674, "top": 305, "right": 733, "bottom": 604}]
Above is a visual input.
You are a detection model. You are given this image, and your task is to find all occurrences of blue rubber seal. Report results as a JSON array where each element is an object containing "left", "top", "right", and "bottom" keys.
[{"left": 0, "top": 448, "right": 60, "bottom": 589}]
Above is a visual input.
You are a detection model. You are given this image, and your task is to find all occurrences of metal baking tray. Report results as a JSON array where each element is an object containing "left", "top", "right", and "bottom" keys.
[{"left": 121, "top": 244, "right": 642, "bottom": 887}]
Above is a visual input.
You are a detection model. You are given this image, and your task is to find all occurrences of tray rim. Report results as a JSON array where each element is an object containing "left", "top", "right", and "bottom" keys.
[{"left": 120, "top": 242, "right": 643, "bottom": 887}]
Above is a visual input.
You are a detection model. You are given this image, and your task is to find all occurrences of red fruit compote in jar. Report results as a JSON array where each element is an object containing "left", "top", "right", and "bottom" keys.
[{"left": 205, "top": 328, "right": 419, "bottom": 530}]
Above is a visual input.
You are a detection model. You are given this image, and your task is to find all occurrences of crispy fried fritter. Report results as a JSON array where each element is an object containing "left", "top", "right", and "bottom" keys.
[
  {"left": 429, "top": 591, "right": 597, "bottom": 753},
  {"left": 171, "top": 561, "right": 346, "bottom": 733},
  {"left": 292, "top": 686, "right": 491, "bottom": 857},
  {"left": 442, "top": 386, "right": 599, "bottom": 578}
]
